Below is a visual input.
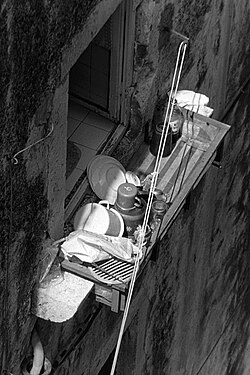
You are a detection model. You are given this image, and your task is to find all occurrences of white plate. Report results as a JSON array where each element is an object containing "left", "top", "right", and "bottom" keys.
[
  {"left": 87, "top": 156, "right": 126, "bottom": 204},
  {"left": 125, "top": 171, "right": 141, "bottom": 186},
  {"left": 87, "top": 155, "right": 124, "bottom": 182}
]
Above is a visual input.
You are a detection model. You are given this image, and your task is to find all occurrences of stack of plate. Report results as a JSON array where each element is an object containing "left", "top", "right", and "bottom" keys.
[{"left": 87, "top": 156, "right": 127, "bottom": 205}]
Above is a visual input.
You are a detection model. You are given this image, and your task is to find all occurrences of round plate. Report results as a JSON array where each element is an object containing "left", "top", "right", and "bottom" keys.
[
  {"left": 87, "top": 155, "right": 125, "bottom": 185},
  {"left": 125, "top": 171, "right": 141, "bottom": 186},
  {"left": 87, "top": 156, "right": 126, "bottom": 204}
]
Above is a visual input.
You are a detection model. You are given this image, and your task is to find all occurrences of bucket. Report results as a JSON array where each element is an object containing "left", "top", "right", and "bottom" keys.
[{"left": 73, "top": 200, "right": 124, "bottom": 237}]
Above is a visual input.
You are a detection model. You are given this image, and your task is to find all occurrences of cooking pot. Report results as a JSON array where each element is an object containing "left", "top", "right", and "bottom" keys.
[
  {"left": 114, "top": 183, "right": 146, "bottom": 239},
  {"left": 73, "top": 200, "right": 124, "bottom": 237}
]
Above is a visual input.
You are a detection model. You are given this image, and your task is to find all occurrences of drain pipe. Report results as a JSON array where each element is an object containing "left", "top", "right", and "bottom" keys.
[
  {"left": 22, "top": 328, "right": 52, "bottom": 375},
  {"left": 29, "top": 329, "right": 44, "bottom": 375}
]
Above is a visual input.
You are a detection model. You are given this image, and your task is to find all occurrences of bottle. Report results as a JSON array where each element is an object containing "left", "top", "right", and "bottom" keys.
[
  {"left": 150, "top": 122, "right": 172, "bottom": 157},
  {"left": 150, "top": 200, "right": 168, "bottom": 232},
  {"left": 150, "top": 104, "right": 184, "bottom": 156},
  {"left": 169, "top": 105, "right": 184, "bottom": 148}
]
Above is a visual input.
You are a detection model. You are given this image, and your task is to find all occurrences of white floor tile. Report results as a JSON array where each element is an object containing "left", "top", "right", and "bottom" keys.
[
  {"left": 84, "top": 111, "right": 114, "bottom": 131},
  {"left": 72, "top": 143, "right": 96, "bottom": 170},
  {"left": 68, "top": 101, "right": 89, "bottom": 121},
  {"left": 67, "top": 117, "right": 80, "bottom": 138},
  {"left": 69, "top": 122, "right": 109, "bottom": 150},
  {"left": 66, "top": 144, "right": 96, "bottom": 191}
]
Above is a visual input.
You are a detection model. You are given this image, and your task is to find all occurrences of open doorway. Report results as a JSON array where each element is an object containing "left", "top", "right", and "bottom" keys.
[
  {"left": 66, "top": 0, "right": 134, "bottom": 197},
  {"left": 69, "top": 19, "right": 111, "bottom": 112}
]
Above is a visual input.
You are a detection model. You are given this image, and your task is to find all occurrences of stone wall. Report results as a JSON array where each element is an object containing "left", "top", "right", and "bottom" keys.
[
  {"left": 1, "top": 0, "right": 250, "bottom": 374},
  {"left": 0, "top": 0, "right": 119, "bottom": 373},
  {"left": 46, "top": 1, "right": 250, "bottom": 374},
  {"left": 112, "top": 1, "right": 250, "bottom": 374}
]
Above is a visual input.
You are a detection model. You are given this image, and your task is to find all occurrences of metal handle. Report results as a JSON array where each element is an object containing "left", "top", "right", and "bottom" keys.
[{"left": 98, "top": 200, "right": 110, "bottom": 209}]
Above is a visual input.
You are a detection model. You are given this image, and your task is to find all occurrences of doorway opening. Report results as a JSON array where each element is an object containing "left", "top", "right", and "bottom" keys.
[
  {"left": 65, "top": 0, "right": 134, "bottom": 199},
  {"left": 69, "top": 18, "right": 111, "bottom": 112}
]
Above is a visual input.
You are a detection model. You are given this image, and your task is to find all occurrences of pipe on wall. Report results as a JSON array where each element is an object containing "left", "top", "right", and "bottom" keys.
[
  {"left": 29, "top": 329, "right": 44, "bottom": 375},
  {"left": 22, "top": 328, "right": 52, "bottom": 375}
]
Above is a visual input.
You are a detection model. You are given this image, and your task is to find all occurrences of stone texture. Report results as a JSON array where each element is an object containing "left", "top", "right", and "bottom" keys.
[
  {"left": 1, "top": 0, "right": 250, "bottom": 374},
  {"left": 32, "top": 272, "right": 93, "bottom": 323}
]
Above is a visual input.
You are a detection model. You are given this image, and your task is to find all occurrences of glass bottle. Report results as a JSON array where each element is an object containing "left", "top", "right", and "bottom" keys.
[
  {"left": 150, "top": 122, "right": 172, "bottom": 157},
  {"left": 169, "top": 105, "right": 184, "bottom": 147},
  {"left": 150, "top": 104, "right": 184, "bottom": 156},
  {"left": 150, "top": 200, "right": 168, "bottom": 232}
]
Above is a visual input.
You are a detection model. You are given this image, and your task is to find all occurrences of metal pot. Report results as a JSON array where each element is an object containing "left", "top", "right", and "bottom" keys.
[{"left": 114, "top": 183, "right": 146, "bottom": 239}]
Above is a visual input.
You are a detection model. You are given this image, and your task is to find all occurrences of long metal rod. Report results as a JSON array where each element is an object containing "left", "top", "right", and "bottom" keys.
[{"left": 110, "top": 39, "right": 188, "bottom": 375}]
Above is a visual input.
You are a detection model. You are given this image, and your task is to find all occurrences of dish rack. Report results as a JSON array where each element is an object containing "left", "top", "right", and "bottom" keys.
[{"left": 61, "top": 257, "right": 136, "bottom": 312}]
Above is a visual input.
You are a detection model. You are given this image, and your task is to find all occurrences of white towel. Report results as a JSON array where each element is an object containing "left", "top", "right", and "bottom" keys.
[{"left": 171, "top": 90, "right": 213, "bottom": 117}]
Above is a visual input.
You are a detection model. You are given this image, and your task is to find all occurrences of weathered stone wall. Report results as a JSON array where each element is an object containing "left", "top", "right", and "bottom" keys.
[
  {"left": 48, "top": 0, "right": 250, "bottom": 374},
  {"left": 112, "top": 0, "right": 250, "bottom": 374},
  {"left": 0, "top": 0, "right": 119, "bottom": 373},
  {"left": 1, "top": 0, "right": 250, "bottom": 374}
]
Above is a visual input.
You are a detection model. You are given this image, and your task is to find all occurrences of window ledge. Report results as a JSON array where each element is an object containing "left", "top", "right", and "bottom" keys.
[
  {"left": 33, "top": 111, "right": 230, "bottom": 321},
  {"left": 127, "top": 110, "right": 231, "bottom": 240},
  {"left": 32, "top": 271, "right": 94, "bottom": 322}
]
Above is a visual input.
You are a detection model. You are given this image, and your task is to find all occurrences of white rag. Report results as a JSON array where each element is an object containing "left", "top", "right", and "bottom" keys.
[{"left": 172, "top": 90, "right": 214, "bottom": 117}]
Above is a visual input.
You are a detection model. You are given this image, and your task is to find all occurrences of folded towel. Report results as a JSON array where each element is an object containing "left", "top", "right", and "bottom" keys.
[
  {"left": 171, "top": 90, "right": 213, "bottom": 117},
  {"left": 172, "top": 90, "right": 209, "bottom": 106},
  {"left": 181, "top": 105, "right": 213, "bottom": 117}
]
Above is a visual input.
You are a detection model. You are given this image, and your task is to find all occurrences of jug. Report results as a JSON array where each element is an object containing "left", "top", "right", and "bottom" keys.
[{"left": 114, "top": 183, "right": 146, "bottom": 240}]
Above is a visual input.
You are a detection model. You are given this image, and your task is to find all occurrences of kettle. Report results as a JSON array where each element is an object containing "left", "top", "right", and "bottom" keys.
[{"left": 114, "top": 183, "right": 146, "bottom": 240}]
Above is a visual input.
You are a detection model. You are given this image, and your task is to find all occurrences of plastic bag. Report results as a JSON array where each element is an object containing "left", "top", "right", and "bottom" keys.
[{"left": 60, "top": 230, "right": 141, "bottom": 264}]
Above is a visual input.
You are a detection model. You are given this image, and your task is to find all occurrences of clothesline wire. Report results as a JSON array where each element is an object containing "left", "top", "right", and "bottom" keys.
[
  {"left": 110, "top": 40, "right": 188, "bottom": 375},
  {"left": 12, "top": 122, "right": 54, "bottom": 164}
]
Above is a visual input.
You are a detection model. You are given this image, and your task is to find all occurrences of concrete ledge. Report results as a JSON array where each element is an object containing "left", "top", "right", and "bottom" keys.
[{"left": 32, "top": 271, "right": 93, "bottom": 323}]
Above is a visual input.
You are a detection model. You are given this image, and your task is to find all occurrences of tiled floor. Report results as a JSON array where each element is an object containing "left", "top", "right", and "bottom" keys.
[{"left": 66, "top": 100, "right": 115, "bottom": 195}]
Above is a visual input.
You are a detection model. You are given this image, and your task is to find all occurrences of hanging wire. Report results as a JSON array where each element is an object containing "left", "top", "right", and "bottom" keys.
[
  {"left": 110, "top": 40, "right": 188, "bottom": 375},
  {"left": 12, "top": 122, "right": 54, "bottom": 164},
  {"left": 110, "top": 57, "right": 250, "bottom": 375},
  {"left": 140, "top": 41, "right": 188, "bottom": 237}
]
